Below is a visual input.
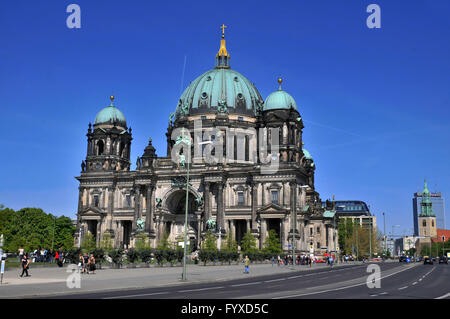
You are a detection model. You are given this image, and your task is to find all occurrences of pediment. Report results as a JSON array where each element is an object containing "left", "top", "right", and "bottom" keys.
[
  {"left": 257, "top": 203, "right": 288, "bottom": 215},
  {"left": 81, "top": 207, "right": 106, "bottom": 216}
]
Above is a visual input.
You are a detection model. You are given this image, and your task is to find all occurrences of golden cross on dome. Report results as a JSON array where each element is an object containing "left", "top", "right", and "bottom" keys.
[{"left": 220, "top": 24, "right": 227, "bottom": 37}]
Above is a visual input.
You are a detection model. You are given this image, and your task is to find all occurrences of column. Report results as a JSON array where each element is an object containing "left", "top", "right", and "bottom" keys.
[
  {"left": 246, "top": 219, "right": 250, "bottom": 233},
  {"left": 231, "top": 220, "right": 236, "bottom": 243},
  {"left": 251, "top": 181, "right": 258, "bottom": 232},
  {"left": 261, "top": 183, "right": 265, "bottom": 206},
  {"left": 133, "top": 185, "right": 141, "bottom": 232},
  {"left": 204, "top": 182, "right": 211, "bottom": 230},
  {"left": 260, "top": 219, "right": 267, "bottom": 249},
  {"left": 217, "top": 182, "right": 225, "bottom": 231},
  {"left": 290, "top": 182, "right": 297, "bottom": 250},
  {"left": 108, "top": 186, "right": 115, "bottom": 232},
  {"left": 196, "top": 214, "right": 202, "bottom": 249},
  {"left": 96, "top": 220, "right": 102, "bottom": 247},
  {"left": 145, "top": 185, "right": 155, "bottom": 233}
]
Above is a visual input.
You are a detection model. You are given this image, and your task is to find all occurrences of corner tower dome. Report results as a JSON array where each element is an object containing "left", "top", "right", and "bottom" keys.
[
  {"left": 263, "top": 78, "right": 298, "bottom": 111},
  {"left": 94, "top": 96, "right": 127, "bottom": 128},
  {"left": 174, "top": 25, "right": 264, "bottom": 121}
]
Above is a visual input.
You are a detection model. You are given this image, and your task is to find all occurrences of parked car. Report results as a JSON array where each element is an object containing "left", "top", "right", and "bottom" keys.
[
  {"left": 424, "top": 257, "right": 433, "bottom": 265},
  {"left": 438, "top": 256, "right": 448, "bottom": 264},
  {"left": 399, "top": 256, "right": 408, "bottom": 262}
]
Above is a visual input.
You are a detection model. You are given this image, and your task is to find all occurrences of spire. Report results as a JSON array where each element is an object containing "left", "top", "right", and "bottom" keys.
[
  {"left": 420, "top": 178, "right": 434, "bottom": 217},
  {"left": 278, "top": 77, "right": 283, "bottom": 90},
  {"left": 216, "top": 24, "right": 230, "bottom": 69},
  {"left": 109, "top": 95, "right": 115, "bottom": 107}
]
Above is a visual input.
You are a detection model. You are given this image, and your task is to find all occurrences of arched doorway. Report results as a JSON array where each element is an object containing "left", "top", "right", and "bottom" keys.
[{"left": 165, "top": 189, "right": 199, "bottom": 250}]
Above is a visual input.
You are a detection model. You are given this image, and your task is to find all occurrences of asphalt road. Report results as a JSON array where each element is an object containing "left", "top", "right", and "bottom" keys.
[{"left": 44, "top": 262, "right": 450, "bottom": 299}]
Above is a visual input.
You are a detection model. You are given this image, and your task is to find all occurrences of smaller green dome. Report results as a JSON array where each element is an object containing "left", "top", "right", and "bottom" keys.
[
  {"left": 94, "top": 100, "right": 127, "bottom": 127},
  {"left": 302, "top": 149, "right": 312, "bottom": 160},
  {"left": 263, "top": 89, "right": 297, "bottom": 111}
]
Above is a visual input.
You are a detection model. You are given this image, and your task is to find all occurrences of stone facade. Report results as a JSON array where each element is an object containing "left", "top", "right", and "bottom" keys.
[{"left": 74, "top": 32, "right": 339, "bottom": 255}]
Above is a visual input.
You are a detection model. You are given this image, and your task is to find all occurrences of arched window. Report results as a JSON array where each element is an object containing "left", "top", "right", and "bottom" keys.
[{"left": 97, "top": 140, "right": 104, "bottom": 155}]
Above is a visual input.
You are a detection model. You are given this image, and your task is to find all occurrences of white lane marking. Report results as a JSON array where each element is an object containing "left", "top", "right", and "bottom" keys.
[
  {"left": 287, "top": 275, "right": 303, "bottom": 279},
  {"left": 231, "top": 281, "right": 262, "bottom": 287},
  {"left": 178, "top": 286, "right": 224, "bottom": 293},
  {"left": 274, "top": 264, "right": 418, "bottom": 299},
  {"left": 412, "top": 282, "right": 418, "bottom": 285},
  {"left": 435, "top": 292, "right": 450, "bottom": 299},
  {"left": 104, "top": 291, "right": 169, "bottom": 299},
  {"left": 379, "top": 292, "right": 388, "bottom": 295},
  {"left": 264, "top": 278, "right": 286, "bottom": 283},
  {"left": 398, "top": 286, "right": 408, "bottom": 290}
]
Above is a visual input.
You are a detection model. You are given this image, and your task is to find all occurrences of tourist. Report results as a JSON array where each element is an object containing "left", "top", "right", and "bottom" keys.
[
  {"left": 89, "top": 254, "right": 96, "bottom": 274},
  {"left": 20, "top": 253, "right": 30, "bottom": 277},
  {"left": 243, "top": 255, "right": 250, "bottom": 274},
  {"left": 83, "top": 253, "right": 90, "bottom": 274},
  {"left": 78, "top": 253, "right": 84, "bottom": 273}
]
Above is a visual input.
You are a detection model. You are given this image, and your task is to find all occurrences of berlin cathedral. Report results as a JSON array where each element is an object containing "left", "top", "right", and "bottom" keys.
[{"left": 75, "top": 26, "right": 339, "bottom": 255}]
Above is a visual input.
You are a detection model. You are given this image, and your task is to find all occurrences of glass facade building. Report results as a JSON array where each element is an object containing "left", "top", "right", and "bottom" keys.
[
  {"left": 413, "top": 192, "right": 446, "bottom": 236},
  {"left": 322, "top": 200, "right": 376, "bottom": 229}
]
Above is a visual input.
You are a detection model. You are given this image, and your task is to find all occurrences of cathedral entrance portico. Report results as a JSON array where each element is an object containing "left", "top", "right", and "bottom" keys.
[{"left": 163, "top": 188, "right": 200, "bottom": 250}]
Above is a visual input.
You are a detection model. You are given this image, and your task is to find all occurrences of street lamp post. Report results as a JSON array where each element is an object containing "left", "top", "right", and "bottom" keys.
[
  {"left": 175, "top": 128, "right": 192, "bottom": 281},
  {"left": 52, "top": 216, "right": 56, "bottom": 252},
  {"left": 177, "top": 130, "right": 213, "bottom": 281}
]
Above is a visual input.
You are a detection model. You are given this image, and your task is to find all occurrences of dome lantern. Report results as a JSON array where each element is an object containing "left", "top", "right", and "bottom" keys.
[{"left": 215, "top": 24, "right": 230, "bottom": 69}]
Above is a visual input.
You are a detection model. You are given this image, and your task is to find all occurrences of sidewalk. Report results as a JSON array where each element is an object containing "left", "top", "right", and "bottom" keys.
[{"left": 0, "top": 261, "right": 367, "bottom": 298}]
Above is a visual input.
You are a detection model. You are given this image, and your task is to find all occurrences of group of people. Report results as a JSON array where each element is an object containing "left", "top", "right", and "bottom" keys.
[
  {"left": 78, "top": 253, "right": 96, "bottom": 274},
  {"left": 274, "top": 255, "right": 316, "bottom": 267},
  {"left": 17, "top": 247, "right": 66, "bottom": 278},
  {"left": 18, "top": 247, "right": 65, "bottom": 264}
]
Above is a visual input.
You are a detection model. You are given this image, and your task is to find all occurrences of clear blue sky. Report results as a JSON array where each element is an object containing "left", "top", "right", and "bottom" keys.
[{"left": 0, "top": 0, "right": 449, "bottom": 236}]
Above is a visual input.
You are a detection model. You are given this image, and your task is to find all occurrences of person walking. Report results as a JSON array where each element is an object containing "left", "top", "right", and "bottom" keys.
[
  {"left": 243, "top": 255, "right": 250, "bottom": 274},
  {"left": 82, "top": 253, "right": 90, "bottom": 274},
  {"left": 89, "top": 254, "right": 96, "bottom": 274},
  {"left": 20, "top": 254, "right": 30, "bottom": 277},
  {"left": 78, "top": 253, "right": 84, "bottom": 273}
]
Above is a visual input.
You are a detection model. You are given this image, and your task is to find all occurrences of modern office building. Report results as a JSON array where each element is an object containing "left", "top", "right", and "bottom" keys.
[
  {"left": 413, "top": 182, "right": 445, "bottom": 236},
  {"left": 325, "top": 200, "right": 377, "bottom": 230}
]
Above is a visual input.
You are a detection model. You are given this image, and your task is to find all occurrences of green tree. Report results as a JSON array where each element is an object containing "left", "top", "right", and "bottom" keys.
[
  {"left": 135, "top": 233, "right": 149, "bottom": 250},
  {"left": 241, "top": 230, "right": 257, "bottom": 253},
  {"left": 99, "top": 232, "right": 113, "bottom": 251},
  {"left": 81, "top": 232, "right": 96, "bottom": 253},
  {"left": 0, "top": 206, "right": 75, "bottom": 253},
  {"left": 263, "top": 229, "right": 282, "bottom": 255},
  {"left": 202, "top": 231, "right": 217, "bottom": 251},
  {"left": 157, "top": 231, "right": 171, "bottom": 249},
  {"left": 222, "top": 233, "right": 238, "bottom": 252}
]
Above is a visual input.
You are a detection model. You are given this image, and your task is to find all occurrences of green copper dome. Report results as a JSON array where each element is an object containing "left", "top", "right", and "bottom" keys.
[
  {"left": 174, "top": 68, "right": 264, "bottom": 120},
  {"left": 264, "top": 90, "right": 297, "bottom": 111},
  {"left": 94, "top": 97, "right": 127, "bottom": 128},
  {"left": 263, "top": 78, "right": 297, "bottom": 111}
]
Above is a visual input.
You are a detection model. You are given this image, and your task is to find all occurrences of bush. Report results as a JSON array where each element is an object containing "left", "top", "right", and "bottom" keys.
[
  {"left": 65, "top": 248, "right": 81, "bottom": 264},
  {"left": 92, "top": 248, "right": 105, "bottom": 263},
  {"left": 139, "top": 248, "right": 153, "bottom": 263},
  {"left": 126, "top": 248, "right": 139, "bottom": 263},
  {"left": 176, "top": 248, "right": 184, "bottom": 264},
  {"left": 154, "top": 248, "right": 165, "bottom": 266},
  {"left": 109, "top": 249, "right": 124, "bottom": 265},
  {"left": 164, "top": 249, "right": 176, "bottom": 265}
]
